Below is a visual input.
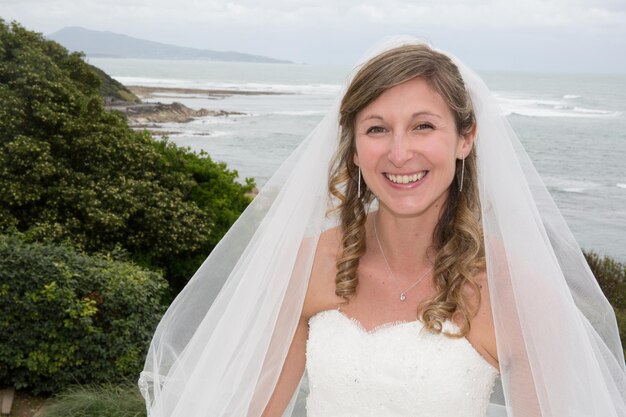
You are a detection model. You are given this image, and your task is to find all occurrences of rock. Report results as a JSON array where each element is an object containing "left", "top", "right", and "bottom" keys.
[
  {"left": 111, "top": 102, "right": 245, "bottom": 125},
  {"left": 1, "top": 387, "right": 15, "bottom": 416}
]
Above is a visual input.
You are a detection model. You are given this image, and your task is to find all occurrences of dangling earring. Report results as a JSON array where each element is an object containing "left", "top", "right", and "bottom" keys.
[
  {"left": 458, "top": 157, "right": 465, "bottom": 193},
  {"left": 357, "top": 167, "right": 361, "bottom": 198}
]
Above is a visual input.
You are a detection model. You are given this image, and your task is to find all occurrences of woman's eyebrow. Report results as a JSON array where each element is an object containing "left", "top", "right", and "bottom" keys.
[
  {"left": 358, "top": 114, "right": 384, "bottom": 122},
  {"left": 410, "top": 111, "right": 442, "bottom": 119},
  {"left": 358, "top": 112, "right": 442, "bottom": 122}
]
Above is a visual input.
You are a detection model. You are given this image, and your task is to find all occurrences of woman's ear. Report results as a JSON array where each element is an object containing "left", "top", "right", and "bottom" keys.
[
  {"left": 353, "top": 152, "right": 360, "bottom": 167},
  {"left": 458, "top": 124, "right": 477, "bottom": 157}
]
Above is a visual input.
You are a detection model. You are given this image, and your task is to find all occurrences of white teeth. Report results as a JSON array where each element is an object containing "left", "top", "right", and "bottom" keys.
[{"left": 385, "top": 171, "right": 427, "bottom": 184}]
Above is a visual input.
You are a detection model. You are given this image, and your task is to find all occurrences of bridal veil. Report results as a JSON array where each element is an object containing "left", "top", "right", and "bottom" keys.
[{"left": 139, "top": 37, "right": 626, "bottom": 417}]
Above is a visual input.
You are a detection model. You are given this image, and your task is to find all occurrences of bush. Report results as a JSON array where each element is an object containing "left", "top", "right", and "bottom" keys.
[
  {"left": 41, "top": 382, "right": 146, "bottom": 417},
  {"left": 0, "top": 234, "right": 168, "bottom": 394},
  {"left": 150, "top": 140, "right": 255, "bottom": 290},
  {"left": 584, "top": 251, "right": 626, "bottom": 356},
  {"left": 0, "top": 20, "right": 254, "bottom": 293}
]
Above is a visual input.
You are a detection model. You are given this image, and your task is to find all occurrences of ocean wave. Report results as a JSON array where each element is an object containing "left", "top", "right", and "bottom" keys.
[
  {"left": 225, "top": 82, "right": 341, "bottom": 95},
  {"left": 196, "top": 117, "right": 238, "bottom": 125},
  {"left": 545, "top": 177, "right": 602, "bottom": 194},
  {"left": 571, "top": 107, "right": 617, "bottom": 115},
  {"left": 112, "top": 75, "right": 341, "bottom": 95},
  {"left": 152, "top": 92, "right": 213, "bottom": 99},
  {"left": 174, "top": 129, "right": 231, "bottom": 138},
  {"left": 271, "top": 110, "right": 328, "bottom": 116},
  {"left": 113, "top": 76, "right": 189, "bottom": 87},
  {"left": 494, "top": 92, "right": 620, "bottom": 119},
  {"left": 545, "top": 178, "right": 626, "bottom": 194},
  {"left": 563, "top": 94, "right": 581, "bottom": 99},
  {"left": 203, "top": 130, "right": 230, "bottom": 138}
]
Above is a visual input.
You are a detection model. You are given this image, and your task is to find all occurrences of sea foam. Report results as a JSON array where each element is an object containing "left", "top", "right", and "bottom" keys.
[{"left": 494, "top": 92, "right": 620, "bottom": 119}]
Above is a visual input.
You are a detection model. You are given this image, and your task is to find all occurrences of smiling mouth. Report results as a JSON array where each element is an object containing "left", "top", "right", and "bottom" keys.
[{"left": 384, "top": 171, "right": 428, "bottom": 184}]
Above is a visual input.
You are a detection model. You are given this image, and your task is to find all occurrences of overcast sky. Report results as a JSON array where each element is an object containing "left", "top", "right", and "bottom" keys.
[{"left": 1, "top": 0, "right": 625, "bottom": 73}]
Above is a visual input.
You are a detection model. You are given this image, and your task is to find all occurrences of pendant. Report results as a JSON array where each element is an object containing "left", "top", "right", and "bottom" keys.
[{"left": 400, "top": 292, "right": 407, "bottom": 301}]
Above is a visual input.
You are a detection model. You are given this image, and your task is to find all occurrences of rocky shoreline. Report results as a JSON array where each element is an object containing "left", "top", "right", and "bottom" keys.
[
  {"left": 108, "top": 83, "right": 291, "bottom": 136},
  {"left": 110, "top": 101, "right": 244, "bottom": 125},
  {"left": 106, "top": 84, "right": 271, "bottom": 135}
]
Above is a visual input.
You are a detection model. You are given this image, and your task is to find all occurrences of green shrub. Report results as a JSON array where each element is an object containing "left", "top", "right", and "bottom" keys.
[
  {"left": 584, "top": 251, "right": 626, "bottom": 356},
  {"left": 0, "top": 234, "right": 168, "bottom": 394},
  {"left": 0, "top": 20, "right": 254, "bottom": 294},
  {"left": 41, "top": 382, "right": 146, "bottom": 417},
  {"left": 89, "top": 64, "right": 141, "bottom": 104},
  {"left": 150, "top": 140, "right": 255, "bottom": 290}
]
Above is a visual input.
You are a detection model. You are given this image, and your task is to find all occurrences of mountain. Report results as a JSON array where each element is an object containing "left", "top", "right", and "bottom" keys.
[{"left": 47, "top": 27, "right": 291, "bottom": 63}]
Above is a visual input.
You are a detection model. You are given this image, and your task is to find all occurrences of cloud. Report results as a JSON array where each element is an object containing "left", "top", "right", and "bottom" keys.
[
  {"left": 1, "top": 0, "right": 625, "bottom": 71},
  {"left": 5, "top": 0, "right": 626, "bottom": 28},
  {"left": 173, "top": 0, "right": 626, "bottom": 29}
]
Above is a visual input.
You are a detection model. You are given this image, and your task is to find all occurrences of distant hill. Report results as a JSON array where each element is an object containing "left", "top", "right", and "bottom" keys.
[{"left": 48, "top": 27, "right": 291, "bottom": 63}]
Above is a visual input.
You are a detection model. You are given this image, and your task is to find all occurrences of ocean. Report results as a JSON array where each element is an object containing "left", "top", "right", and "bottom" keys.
[{"left": 88, "top": 57, "right": 626, "bottom": 262}]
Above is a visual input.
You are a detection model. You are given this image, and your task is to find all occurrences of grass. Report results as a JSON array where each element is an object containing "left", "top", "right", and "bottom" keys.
[{"left": 39, "top": 383, "right": 146, "bottom": 417}]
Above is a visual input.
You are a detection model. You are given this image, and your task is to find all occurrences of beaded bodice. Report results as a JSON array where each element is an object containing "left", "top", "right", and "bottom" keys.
[{"left": 305, "top": 309, "right": 498, "bottom": 417}]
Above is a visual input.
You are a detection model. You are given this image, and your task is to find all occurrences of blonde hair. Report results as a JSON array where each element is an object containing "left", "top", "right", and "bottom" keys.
[{"left": 328, "top": 44, "right": 485, "bottom": 337}]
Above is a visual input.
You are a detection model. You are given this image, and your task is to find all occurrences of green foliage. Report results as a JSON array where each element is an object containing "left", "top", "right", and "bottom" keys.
[
  {"left": 148, "top": 140, "right": 256, "bottom": 289},
  {"left": 89, "top": 64, "right": 140, "bottom": 103},
  {"left": 0, "top": 234, "right": 168, "bottom": 394},
  {"left": 152, "top": 140, "right": 254, "bottom": 248},
  {"left": 584, "top": 251, "right": 626, "bottom": 356},
  {"left": 41, "top": 382, "right": 146, "bottom": 417},
  {"left": 0, "top": 20, "right": 254, "bottom": 292}
]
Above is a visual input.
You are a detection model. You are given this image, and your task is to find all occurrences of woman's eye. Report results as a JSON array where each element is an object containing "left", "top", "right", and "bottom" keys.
[
  {"left": 414, "top": 123, "right": 434, "bottom": 131},
  {"left": 366, "top": 126, "right": 387, "bottom": 134}
]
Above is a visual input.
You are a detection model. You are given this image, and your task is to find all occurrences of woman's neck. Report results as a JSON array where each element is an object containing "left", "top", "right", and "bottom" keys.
[{"left": 370, "top": 206, "right": 440, "bottom": 277}]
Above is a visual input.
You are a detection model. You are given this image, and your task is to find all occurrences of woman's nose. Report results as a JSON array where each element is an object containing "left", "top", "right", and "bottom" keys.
[{"left": 387, "top": 133, "right": 412, "bottom": 167}]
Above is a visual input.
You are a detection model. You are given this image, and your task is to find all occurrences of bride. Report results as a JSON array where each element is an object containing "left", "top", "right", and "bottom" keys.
[{"left": 139, "top": 39, "right": 626, "bottom": 417}]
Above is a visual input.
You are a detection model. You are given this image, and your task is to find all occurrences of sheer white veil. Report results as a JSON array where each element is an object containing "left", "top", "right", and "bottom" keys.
[{"left": 139, "top": 37, "right": 626, "bottom": 417}]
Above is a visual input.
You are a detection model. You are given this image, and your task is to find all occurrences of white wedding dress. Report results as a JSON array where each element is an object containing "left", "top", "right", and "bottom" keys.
[{"left": 306, "top": 309, "right": 499, "bottom": 417}]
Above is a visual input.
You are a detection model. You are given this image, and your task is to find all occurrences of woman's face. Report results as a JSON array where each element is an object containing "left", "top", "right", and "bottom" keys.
[{"left": 353, "top": 77, "right": 474, "bottom": 218}]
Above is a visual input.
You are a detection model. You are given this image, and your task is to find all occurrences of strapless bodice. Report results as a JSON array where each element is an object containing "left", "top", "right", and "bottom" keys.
[{"left": 305, "top": 309, "right": 498, "bottom": 417}]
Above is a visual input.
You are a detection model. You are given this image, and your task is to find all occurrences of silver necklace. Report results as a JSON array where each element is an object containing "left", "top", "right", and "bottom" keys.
[{"left": 373, "top": 218, "right": 433, "bottom": 302}]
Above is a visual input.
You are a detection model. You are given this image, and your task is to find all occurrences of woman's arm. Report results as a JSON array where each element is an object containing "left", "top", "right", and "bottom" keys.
[
  {"left": 260, "top": 227, "right": 341, "bottom": 417},
  {"left": 260, "top": 315, "right": 309, "bottom": 417},
  {"left": 260, "top": 227, "right": 342, "bottom": 417}
]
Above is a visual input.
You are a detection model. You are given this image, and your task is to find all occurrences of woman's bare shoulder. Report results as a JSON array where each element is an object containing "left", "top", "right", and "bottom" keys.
[
  {"left": 301, "top": 226, "right": 343, "bottom": 319},
  {"left": 316, "top": 226, "right": 342, "bottom": 263}
]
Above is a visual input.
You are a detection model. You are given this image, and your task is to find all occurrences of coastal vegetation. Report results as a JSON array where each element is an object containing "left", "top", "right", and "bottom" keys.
[
  {"left": 0, "top": 19, "right": 254, "bottom": 295},
  {"left": 0, "top": 235, "right": 167, "bottom": 393},
  {"left": 89, "top": 64, "right": 140, "bottom": 104},
  {"left": 0, "top": 17, "right": 253, "bottom": 402},
  {"left": 584, "top": 251, "right": 626, "bottom": 354},
  {"left": 38, "top": 383, "right": 146, "bottom": 417}
]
